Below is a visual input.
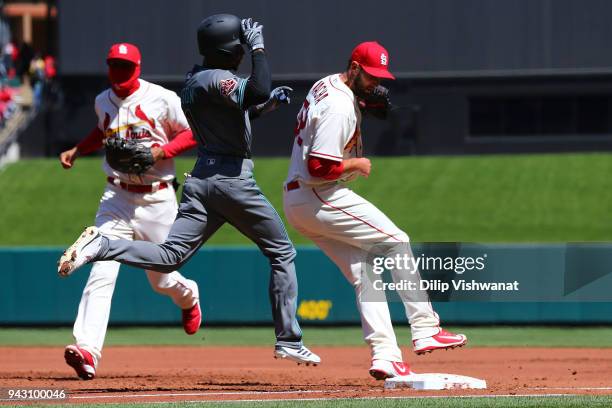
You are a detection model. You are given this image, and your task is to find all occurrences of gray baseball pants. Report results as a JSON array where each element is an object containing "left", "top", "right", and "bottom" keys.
[{"left": 93, "top": 156, "right": 303, "bottom": 348}]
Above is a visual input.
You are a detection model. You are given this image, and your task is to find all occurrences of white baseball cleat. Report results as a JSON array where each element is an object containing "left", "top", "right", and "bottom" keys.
[
  {"left": 413, "top": 328, "right": 468, "bottom": 355},
  {"left": 274, "top": 345, "right": 321, "bottom": 366},
  {"left": 58, "top": 226, "right": 102, "bottom": 277},
  {"left": 369, "top": 360, "right": 414, "bottom": 380}
]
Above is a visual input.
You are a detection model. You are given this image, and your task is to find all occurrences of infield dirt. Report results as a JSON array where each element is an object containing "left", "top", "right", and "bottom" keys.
[{"left": 1, "top": 346, "right": 611, "bottom": 403}]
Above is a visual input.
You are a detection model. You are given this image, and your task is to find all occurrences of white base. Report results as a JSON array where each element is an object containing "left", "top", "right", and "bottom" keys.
[{"left": 384, "top": 373, "right": 487, "bottom": 390}]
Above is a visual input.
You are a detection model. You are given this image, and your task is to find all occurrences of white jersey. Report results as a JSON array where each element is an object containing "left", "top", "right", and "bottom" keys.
[
  {"left": 94, "top": 79, "right": 189, "bottom": 184},
  {"left": 286, "top": 73, "right": 363, "bottom": 187}
]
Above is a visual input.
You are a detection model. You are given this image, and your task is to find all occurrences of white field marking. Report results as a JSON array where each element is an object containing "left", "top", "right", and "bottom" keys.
[
  {"left": 95, "top": 393, "right": 611, "bottom": 405},
  {"left": 2, "top": 386, "right": 611, "bottom": 403},
  {"left": 55, "top": 387, "right": 612, "bottom": 403},
  {"left": 69, "top": 389, "right": 349, "bottom": 400},
  {"left": 530, "top": 387, "right": 612, "bottom": 391},
  {"left": 67, "top": 385, "right": 612, "bottom": 400},
  {"left": 1, "top": 393, "right": 610, "bottom": 404}
]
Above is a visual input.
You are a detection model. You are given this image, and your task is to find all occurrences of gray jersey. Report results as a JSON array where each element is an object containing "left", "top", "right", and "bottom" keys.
[{"left": 180, "top": 65, "right": 253, "bottom": 158}]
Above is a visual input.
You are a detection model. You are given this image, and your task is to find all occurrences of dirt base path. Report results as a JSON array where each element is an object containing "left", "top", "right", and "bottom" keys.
[{"left": 1, "top": 346, "right": 611, "bottom": 404}]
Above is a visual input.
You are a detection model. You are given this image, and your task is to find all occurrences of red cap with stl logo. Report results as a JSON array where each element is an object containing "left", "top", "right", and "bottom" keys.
[
  {"left": 107, "top": 43, "right": 141, "bottom": 65},
  {"left": 350, "top": 41, "right": 395, "bottom": 80}
]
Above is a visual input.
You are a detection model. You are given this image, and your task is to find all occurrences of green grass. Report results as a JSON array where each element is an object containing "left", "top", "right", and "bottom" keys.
[
  {"left": 0, "top": 153, "right": 611, "bottom": 245},
  {"left": 25, "top": 396, "right": 612, "bottom": 408},
  {"left": 1, "top": 326, "right": 612, "bottom": 348}
]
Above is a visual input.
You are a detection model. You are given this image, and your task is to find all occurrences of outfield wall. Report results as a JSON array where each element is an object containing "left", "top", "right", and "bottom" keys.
[{"left": 2, "top": 246, "right": 612, "bottom": 325}]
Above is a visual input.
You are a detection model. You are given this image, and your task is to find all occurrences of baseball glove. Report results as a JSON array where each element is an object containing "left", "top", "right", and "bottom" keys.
[
  {"left": 361, "top": 85, "right": 391, "bottom": 120},
  {"left": 104, "top": 137, "right": 154, "bottom": 174}
]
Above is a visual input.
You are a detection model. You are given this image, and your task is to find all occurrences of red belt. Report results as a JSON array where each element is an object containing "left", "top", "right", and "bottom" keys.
[
  {"left": 285, "top": 180, "right": 300, "bottom": 191},
  {"left": 107, "top": 177, "right": 168, "bottom": 193}
]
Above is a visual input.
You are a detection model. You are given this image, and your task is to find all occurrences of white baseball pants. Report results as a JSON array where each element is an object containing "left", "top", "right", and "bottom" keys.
[
  {"left": 72, "top": 184, "right": 198, "bottom": 366},
  {"left": 284, "top": 183, "right": 440, "bottom": 362}
]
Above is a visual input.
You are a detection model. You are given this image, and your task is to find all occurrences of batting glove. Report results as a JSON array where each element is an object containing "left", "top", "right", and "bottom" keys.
[
  {"left": 256, "top": 86, "right": 293, "bottom": 116},
  {"left": 271, "top": 86, "right": 293, "bottom": 105},
  {"left": 241, "top": 18, "right": 264, "bottom": 52}
]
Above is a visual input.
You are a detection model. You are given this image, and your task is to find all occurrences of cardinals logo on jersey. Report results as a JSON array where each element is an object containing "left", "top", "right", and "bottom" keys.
[
  {"left": 125, "top": 125, "right": 152, "bottom": 140},
  {"left": 135, "top": 105, "right": 155, "bottom": 129},
  {"left": 103, "top": 105, "right": 155, "bottom": 141},
  {"left": 105, "top": 124, "right": 152, "bottom": 140}
]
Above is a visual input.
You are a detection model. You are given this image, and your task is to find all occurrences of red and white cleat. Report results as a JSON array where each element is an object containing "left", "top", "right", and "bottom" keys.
[
  {"left": 413, "top": 328, "right": 467, "bottom": 355},
  {"left": 182, "top": 303, "right": 202, "bottom": 335},
  {"left": 369, "top": 360, "right": 413, "bottom": 380},
  {"left": 64, "top": 344, "right": 96, "bottom": 380}
]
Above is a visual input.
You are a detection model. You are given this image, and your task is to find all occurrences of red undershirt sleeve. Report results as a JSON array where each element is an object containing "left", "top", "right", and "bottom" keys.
[
  {"left": 307, "top": 156, "right": 344, "bottom": 180},
  {"left": 76, "top": 126, "right": 105, "bottom": 155},
  {"left": 161, "top": 129, "right": 197, "bottom": 159}
]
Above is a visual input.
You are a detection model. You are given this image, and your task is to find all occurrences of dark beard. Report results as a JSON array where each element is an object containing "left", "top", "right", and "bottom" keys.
[{"left": 352, "top": 72, "right": 371, "bottom": 99}]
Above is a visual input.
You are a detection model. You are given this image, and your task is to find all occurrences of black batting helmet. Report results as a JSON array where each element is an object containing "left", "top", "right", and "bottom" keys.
[{"left": 197, "top": 14, "right": 242, "bottom": 56}]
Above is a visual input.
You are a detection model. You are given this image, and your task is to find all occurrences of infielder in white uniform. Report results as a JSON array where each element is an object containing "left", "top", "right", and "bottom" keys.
[
  {"left": 58, "top": 43, "right": 201, "bottom": 380},
  {"left": 283, "top": 41, "right": 467, "bottom": 380}
]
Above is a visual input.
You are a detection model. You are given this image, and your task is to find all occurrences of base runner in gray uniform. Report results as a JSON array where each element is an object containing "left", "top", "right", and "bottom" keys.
[{"left": 58, "top": 14, "right": 320, "bottom": 366}]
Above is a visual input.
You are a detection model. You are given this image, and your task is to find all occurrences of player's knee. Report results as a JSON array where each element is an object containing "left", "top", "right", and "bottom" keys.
[
  {"left": 150, "top": 282, "right": 170, "bottom": 294},
  {"left": 157, "top": 244, "right": 189, "bottom": 271},
  {"left": 147, "top": 274, "right": 173, "bottom": 293},
  {"left": 281, "top": 246, "right": 297, "bottom": 265},
  {"left": 262, "top": 240, "right": 296, "bottom": 264}
]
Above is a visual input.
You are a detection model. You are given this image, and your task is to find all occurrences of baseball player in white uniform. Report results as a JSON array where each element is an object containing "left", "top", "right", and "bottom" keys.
[
  {"left": 58, "top": 43, "right": 201, "bottom": 380},
  {"left": 283, "top": 41, "right": 468, "bottom": 380}
]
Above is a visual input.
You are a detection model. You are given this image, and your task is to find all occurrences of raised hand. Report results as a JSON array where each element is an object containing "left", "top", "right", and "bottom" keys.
[{"left": 240, "top": 18, "right": 264, "bottom": 52}]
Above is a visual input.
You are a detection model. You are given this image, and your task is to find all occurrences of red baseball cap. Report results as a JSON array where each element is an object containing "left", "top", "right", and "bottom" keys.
[
  {"left": 107, "top": 43, "right": 141, "bottom": 65},
  {"left": 350, "top": 41, "right": 395, "bottom": 80}
]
